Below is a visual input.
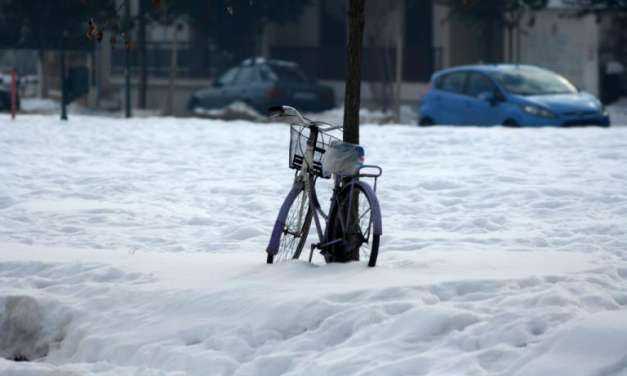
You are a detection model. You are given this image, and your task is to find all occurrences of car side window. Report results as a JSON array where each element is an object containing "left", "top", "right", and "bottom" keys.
[
  {"left": 258, "top": 65, "right": 277, "bottom": 82},
  {"left": 466, "top": 73, "right": 495, "bottom": 97},
  {"left": 438, "top": 72, "right": 466, "bottom": 94},
  {"left": 216, "top": 67, "right": 239, "bottom": 86},
  {"left": 235, "top": 67, "right": 256, "bottom": 84}
]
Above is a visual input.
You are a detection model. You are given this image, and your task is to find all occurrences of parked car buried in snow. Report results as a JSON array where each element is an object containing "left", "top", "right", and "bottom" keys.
[
  {"left": 419, "top": 64, "right": 610, "bottom": 127},
  {"left": 188, "top": 58, "right": 335, "bottom": 115}
]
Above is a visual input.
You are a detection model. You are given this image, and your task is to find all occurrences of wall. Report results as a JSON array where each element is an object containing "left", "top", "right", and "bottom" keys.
[
  {"left": 517, "top": 11, "right": 600, "bottom": 95},
  {"left": 263, "top": 3, "right": 320, "bottom": 50},
  {"left": 110, "top": 77, "right": 211, "bottom": 116},
  {"left": 432, "top": 3, "right": 450, "bottom": 70},
  {"left": 321, "top": 79, "right": 429, "bottom": 110}
]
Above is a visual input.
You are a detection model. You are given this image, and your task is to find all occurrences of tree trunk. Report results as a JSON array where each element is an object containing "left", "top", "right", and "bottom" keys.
[
  {"left": 188, "top": 1, "right": 210, "bottom": 78},
  {"left": 343, "top": 0, "right": 365, "bottom": 145},
  {"left": 60, "top": 49, "right": 67, "bottom": 121},
  {"left": 507, "top": 25, "right": 514, "bottom": 63},
  {"left": 124, "top": 0, "right": 132, "bottom": 118},
  {"left": 343, "top": 0, "right": 366, "bottom": 263},
  {"left": 394, "top": 0, "right": 405, "bottom": 123},
  {"left": 138, "top": 0, "right": 148, "bottom": 109},
  {"left": 166, "top": 25, "right": 179, "bottom": 116},
  {"left": 38, "top": 50, "right": 48, "bottom": 98}
]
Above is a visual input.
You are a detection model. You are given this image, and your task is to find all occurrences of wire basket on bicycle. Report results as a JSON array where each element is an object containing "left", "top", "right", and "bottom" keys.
[
  {"left": 289, "top": 124, "right": 340, "bottom": 179},
  {"left": 267, "top": 105, "right": 383, "bottom": 267}
]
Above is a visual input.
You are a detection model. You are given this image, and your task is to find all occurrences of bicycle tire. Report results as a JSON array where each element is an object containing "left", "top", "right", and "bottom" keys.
[
  {"left": 326, "top": 183, "right": 380, "bottom": 267},
  {"left": 267, "top": 185, "right": 313, "bottom": 264}
]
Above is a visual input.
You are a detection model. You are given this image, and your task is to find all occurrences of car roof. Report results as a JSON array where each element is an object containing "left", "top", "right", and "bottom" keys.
[
  {"left": 240, "top": 57, "right": 299, "bottom": 68},
  {"left": 432, "top": 64, "right": 547, "bottom": 79}
]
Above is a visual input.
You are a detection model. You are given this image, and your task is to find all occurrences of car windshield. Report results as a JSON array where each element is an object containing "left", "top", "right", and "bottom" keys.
[
  {"left": 269, "top": 64, "right": 308, "bottom": 83},
  {"left": 491, "top": 68, "right": 577, "bottom": 96}
]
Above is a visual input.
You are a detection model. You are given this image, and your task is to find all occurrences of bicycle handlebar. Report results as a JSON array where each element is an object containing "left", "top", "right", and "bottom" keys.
[
  {"left": 268, "top": 105, "right": 342, "bottom": 133},
  {"left": 268, "top": 105, "right": 309, "bottom": 126}
]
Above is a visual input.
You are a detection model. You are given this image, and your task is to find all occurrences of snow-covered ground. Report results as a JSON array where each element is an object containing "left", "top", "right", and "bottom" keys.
[
  {"left": 1, "top": 114, "right": 626, "bottom": 375},
  {"left": 19, "top": 98, "right": 59, "bottom": 114},
  {"left": 608, "top": 97, "right": 627, "bottom": 126}
]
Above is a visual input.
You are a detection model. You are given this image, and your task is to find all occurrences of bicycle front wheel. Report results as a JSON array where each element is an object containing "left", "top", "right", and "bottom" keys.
[
  {"left": 327, "top": 183, "right": 381, "bottom": 267},
  {"left": 266, "top": 184, "right": 313, "bottom": 264}
]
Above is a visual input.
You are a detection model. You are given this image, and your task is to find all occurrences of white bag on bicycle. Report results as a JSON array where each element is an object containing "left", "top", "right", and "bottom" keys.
[{"left": 322, "top": 141, "right": 364, "bottom": 176}]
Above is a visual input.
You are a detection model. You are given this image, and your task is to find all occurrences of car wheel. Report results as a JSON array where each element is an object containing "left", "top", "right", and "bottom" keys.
[
  {"left": 419, "top": 117, "right": 435, "bottom": 127},
  {"left": 503, "top": 119, "right": 520, "bottom": 127},
  {"left": 187, "top": 97, "right": 200, "bottom": 113}
]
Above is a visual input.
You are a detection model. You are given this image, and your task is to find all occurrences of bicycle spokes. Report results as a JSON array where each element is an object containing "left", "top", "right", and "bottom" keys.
[
  {"left": 335, "top": 188, "right": 373, "bottom": 260},
  {"left": 266, "top": 105, "right": 381, "bottom": 267},
  {"left": 275, "top": 188, "right": 310, "bottom": 262}
]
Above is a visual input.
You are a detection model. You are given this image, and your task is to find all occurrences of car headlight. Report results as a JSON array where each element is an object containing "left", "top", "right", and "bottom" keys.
[
  {"left": 521, "top": 104, "right": 556, "bottom": 118},
  {"left": 601, "top": 105, "right": 609, "bottom": 116}
]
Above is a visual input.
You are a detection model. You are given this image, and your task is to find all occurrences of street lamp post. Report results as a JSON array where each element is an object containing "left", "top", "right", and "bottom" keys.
[{"left": 60, "top": 30, "right": 68, "bottom": 121}]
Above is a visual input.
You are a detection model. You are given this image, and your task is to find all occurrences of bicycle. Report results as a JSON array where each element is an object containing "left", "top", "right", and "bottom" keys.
[{"left": 265, "top": 105, "right": 383, "bottom": 267}]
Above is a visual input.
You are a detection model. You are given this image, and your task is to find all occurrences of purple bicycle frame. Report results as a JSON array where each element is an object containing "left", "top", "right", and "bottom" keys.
[{"left": 265, "top": 174, "right": 382, "bottom": 258}]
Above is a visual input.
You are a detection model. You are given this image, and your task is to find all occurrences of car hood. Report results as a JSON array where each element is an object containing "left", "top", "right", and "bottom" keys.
[{"left": 522, "top": 92, "right": 601, "bottom": 115}]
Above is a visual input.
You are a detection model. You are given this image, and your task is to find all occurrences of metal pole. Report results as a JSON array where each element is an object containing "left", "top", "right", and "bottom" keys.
[
  {"left": 167, "top": 24, "right": 179, "bottom": 116},
  {"left": 125, "top": 0, "right": 132, "bottom": 118},
  {"left": 394, "top": 0, "right": 405, "bottom": 123},
  {"left": 138, "top": 0, "right": 147, "bottom": 109},
  {"left": 60, "top": 45, "right": 68, "bottom": 121},
  {"left": 10, "top": 69, "right": 17, "bottom": 120}
]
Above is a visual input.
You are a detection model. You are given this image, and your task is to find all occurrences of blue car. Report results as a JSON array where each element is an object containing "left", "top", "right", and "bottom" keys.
[{"left": 419, "top": 65, "right": 610, "bottom": 127}]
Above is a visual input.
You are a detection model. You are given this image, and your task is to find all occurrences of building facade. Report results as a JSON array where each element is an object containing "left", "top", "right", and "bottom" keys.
[{"left": 100, "top": 0, "right": 614, "bottom": 114}]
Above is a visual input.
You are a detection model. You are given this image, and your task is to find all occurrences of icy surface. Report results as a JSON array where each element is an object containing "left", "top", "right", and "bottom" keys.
[{"left": 0, "top": 114, "right": 626, "bottom": 375}]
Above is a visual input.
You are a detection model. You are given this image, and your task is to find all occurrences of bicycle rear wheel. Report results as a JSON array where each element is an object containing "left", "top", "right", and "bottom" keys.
[
  {"left": 267, "top": 185, "right": 313, "bottom": 264},
  {"left": 327, "top": 183, "right": 380, "bottom": 267}
]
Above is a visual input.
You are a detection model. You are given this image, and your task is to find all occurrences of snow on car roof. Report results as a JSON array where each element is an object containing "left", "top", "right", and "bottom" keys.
[{"left": 240, "top": 57, "right": 298, "bottom": 67}]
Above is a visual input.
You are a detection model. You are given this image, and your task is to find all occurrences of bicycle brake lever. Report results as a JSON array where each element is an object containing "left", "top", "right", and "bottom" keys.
[{"left": 268, "top": 106, "right": 285, "bottom": 118}]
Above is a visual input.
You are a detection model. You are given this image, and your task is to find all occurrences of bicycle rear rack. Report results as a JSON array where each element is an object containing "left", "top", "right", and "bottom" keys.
[{"left": 357, "top": 164, "right": 382, "bottom": 192}]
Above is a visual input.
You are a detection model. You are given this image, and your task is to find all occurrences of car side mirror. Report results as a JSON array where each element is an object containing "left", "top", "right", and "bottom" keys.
[
  {"left": 479, "top": 90, "right": 504, "bottom": 106},
  {"left": 478, "top": 91, "right": 497, "bottom": 105}
]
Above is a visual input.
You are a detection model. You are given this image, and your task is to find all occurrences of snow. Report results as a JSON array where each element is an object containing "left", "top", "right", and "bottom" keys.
[
  {"left": 190, "top": 103, "right": 419, "bottom": 125},
  {"left": 20, "top": 99, "right": 58, "bottom": 114},
  {"left": 192, "top": 101, "right": 266, "bottom": 122},
  {"left": 1, "top": 114, "right": 626, "bottom": 375},
  {"left": 305, "top": 105, "right": 418, "bottom": 125},
  {"left": 608, "top": 97, "right": 627, "bottom": 126},
  {"left": 19, "top": 98, "right": 163, "bottom": 117},
  {"left": 512, "top": 310, "right": 627, "bottom": 375}
]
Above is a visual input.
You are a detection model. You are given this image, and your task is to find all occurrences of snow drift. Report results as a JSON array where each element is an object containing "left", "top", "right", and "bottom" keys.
[{"left": 0, "top": 114, "right": 626, "bottom": 375}]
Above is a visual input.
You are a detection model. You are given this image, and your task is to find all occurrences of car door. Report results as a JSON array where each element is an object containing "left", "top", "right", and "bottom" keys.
[
  {"left": 224, "top": 66, "right": 256, "bottom": 106},
  {"left": 432, "top": 72, "right": 469, "bottom": 125},
  {"left": 464, "top": 72, "right": 502, "bottom": 125},
  {"left": 201, "top": 67, "right": 239, "bottom": 109},
  {"left": 233, "top": 65, "right": 269, "bottom": 111}
]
